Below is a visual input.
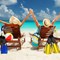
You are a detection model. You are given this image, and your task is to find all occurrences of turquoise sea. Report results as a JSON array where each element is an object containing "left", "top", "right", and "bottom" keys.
[{"left": 0, "top": 20, "right": 60, "bottom": 32}]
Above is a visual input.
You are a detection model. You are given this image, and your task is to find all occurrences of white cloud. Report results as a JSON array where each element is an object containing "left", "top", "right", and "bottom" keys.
[
  {"left": 54, "top": 0, "right": 60, "bottom": 7},
  {"left": 52, "top": 10, "right": 56, "bottom": 15},
  {"left": 20, "top": 4, "right": 58, "bottom": 21},
  {"left": 20, "top": 4, "right": 33, "bottom": 20},
  {"left": 0, "top": 5, "right": 14, "bottom": 17},
  {"left": 37, "top": 10, "right": 51, "bottom": 20},
  {"left": 20, "top": 4, "right": 57, "bottom": 21},
  {"left": 52, "top": 10, "right": 57, "bottom": 19},
  {"left": 46, "top": 8, "right": 50, "bottom": 14},
  {"left": 0, "top": 5, "right": 19, "bottom": 19},
  {"left": 0, "top": 4, "right": 30, "bottom": 20},
  {"left": 21, "top": 4, "right": 29, "bottom": 19},
  {"left": 0, "top": 0, "right": 17, "bottom": 5},
  {"left": 0, "top": 3, "right": 57, "bottom": 21},
  {"left": 37, "top": 8, "right": 57, "bottom": 20}
]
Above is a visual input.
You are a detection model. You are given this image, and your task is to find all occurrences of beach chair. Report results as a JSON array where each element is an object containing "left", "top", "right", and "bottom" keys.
[
  {"left": 30, "top": 26, "right": 55, "bottom": 49},
  {"left": 1, "top": 23, "right": 25, "bottom": 50}
]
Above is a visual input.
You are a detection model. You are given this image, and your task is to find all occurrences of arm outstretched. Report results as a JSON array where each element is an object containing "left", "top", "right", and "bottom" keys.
[
  {"left": 30, "top": 9, "right": 40, "bottom": 27},
  {"left": 20, "top": 10, "right": 31, "bottom": 26},
  {"left": 0, "top": 20, "right": 9, "bottom": 24},
  {"left": 51, "top": 14, "right": 60, "bottom": 26}
]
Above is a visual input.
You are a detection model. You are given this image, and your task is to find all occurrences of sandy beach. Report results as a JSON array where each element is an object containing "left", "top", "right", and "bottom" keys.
[
  {"left": 0, "top": 0, "right": 60, "bottom": 60},
  {"left": 0, "top": 30, "right": 60, "bottom": 60}
]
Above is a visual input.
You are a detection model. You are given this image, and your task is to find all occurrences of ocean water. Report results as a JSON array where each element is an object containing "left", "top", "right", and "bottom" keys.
[{"left": 0, "top": 20, "right": 60, "bottom": 33}]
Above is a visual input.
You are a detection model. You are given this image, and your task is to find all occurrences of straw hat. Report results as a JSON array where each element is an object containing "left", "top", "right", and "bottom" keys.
[
  {"left": 9, "top": 16, "right": 22, "bottom": 25},
  {"left": 43, "top": 18, "right": 51, "bottom": 27}
]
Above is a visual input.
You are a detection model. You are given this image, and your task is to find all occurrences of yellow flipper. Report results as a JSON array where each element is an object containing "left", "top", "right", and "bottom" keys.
[
  {"left": 53, "top": 43, "right": 59, "bottom": 53},
  {"left": 44, "top": 44, "right": 51, "bottom": 54}
]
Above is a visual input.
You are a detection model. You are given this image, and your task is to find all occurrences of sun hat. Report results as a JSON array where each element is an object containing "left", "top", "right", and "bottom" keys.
[
  {"left": 43, "top": 18, "right": 51, "bottom": 27},
  {"left": 9, "top": 16, "right": 22, "bottom": 25}
]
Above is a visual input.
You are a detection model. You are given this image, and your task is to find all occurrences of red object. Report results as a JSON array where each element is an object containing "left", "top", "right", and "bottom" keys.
[{"left": 6, "top": 35, "right": 12, "bottom": 41}]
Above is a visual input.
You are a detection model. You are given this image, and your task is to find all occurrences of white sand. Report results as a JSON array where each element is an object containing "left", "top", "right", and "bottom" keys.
[{"left": 0, "top": 30, "right": 60, "bottom": 60}]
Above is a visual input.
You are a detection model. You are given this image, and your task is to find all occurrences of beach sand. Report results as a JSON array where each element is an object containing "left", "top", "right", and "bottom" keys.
[{"left": 0, "top": 30, "right": 60, "bottom": 60}]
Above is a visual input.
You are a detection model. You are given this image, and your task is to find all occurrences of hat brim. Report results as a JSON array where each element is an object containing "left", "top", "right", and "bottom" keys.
[{"left": 43, "top": 19, "right": 51, "bottom": 27}]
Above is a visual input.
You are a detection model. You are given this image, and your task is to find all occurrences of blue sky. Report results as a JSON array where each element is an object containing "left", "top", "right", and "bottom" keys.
[{"left": 0, "top": 0, "right": 60, "bottom": 20}]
